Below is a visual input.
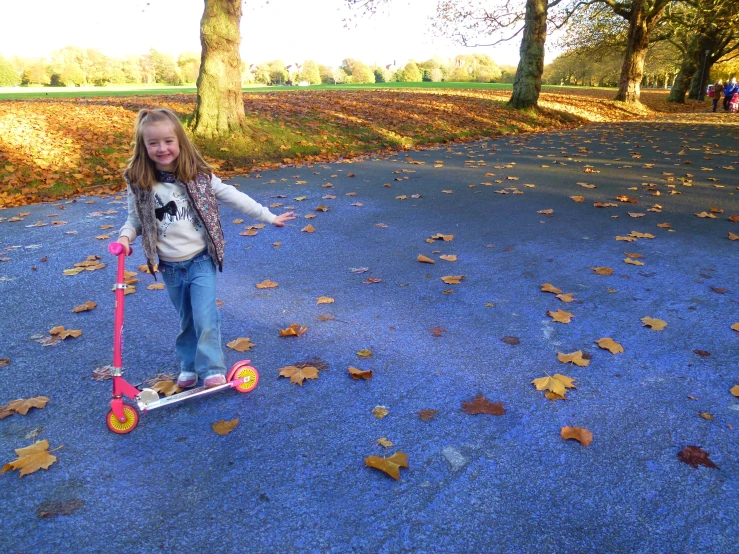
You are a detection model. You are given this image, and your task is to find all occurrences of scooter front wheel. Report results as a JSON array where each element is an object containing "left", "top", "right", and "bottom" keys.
[
  {"left": 107, "top": 405, "right": 139, "bottom": 434},
  {"left": 232, "top": 364, "right": 259, "bottom": 394}
]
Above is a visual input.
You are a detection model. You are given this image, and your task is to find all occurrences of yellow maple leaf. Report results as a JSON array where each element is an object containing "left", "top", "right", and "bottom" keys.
[
  {"left": 561, "top": 426, "right": 593, "bottom": 446},
  {"left": 541, "top": 283, "right": 562, "bottom": 294},
  {"left": 278, "top": 365, "right": 319, "bottom": 386},
  {"left": 226, "top": 337, "right": 255, "bottom": 352},
  {"left": 417, "top": 254, "right": 435, "bottom": 264},
  {"left": 279, "top": 323, "right": 307, "bottom": 337},
  {"left": 548, "top": 309, "right": 573, "bottom": 323},
  {"left": 557, "top": 350, "right": 590, "bottom": 366},
  {"left": 531, "top": 374, "right": 576, "bottom": 399},
  {"left": 641, "top": 316, "right": 667, "bottom": 330},
  {"left": 365, "top": 452, "right": 409, "bottom": 480},
  {"left": 1, "top": 440, "right": 59, "bottom": 478},
  {"left": 595, "top": 337, "right": 624, "bottom": 354},
  {"left": 212, "top": 419, "right": 239, "bottom": 436}
]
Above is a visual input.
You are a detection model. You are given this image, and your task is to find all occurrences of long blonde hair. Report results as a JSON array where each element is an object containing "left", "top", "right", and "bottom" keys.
[{"left": 123, "top": 108, "right": 212, "bottom": 188}]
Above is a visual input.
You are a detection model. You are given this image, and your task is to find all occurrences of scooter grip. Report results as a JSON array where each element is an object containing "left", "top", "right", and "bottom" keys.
[{"left": 108, "top": 242, "right": 133, "bottom": 257}]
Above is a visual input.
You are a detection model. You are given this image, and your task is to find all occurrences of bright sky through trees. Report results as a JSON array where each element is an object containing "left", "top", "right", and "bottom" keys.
[{"left": 2, "top": 0, "right": 523, "bottom": 66}]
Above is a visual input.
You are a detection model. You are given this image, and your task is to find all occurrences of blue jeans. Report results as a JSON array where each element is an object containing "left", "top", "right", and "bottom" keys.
[{"left": 159, "top": 251, "right": 225, "bottom": 378}]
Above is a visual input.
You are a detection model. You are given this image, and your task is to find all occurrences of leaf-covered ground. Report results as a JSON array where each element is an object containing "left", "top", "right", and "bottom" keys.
[
  {"left": 1, "top": 111, "right": 737, "bottom": 551},
  {"left": 0, "top": 88, "right": 710, "bottom": 208}
]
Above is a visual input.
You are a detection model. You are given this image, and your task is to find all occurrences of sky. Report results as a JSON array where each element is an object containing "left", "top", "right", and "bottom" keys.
[{"left": 1, "top": 0, "right": 528, "bottom": 68}]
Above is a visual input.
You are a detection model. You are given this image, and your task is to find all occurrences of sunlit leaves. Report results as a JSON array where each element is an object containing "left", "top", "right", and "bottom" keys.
[
  {"left": 1, "top": 440, "right": 60, "bottom": 478},
  {"left": 595, "top": 338, "right": 624, "bottom": 354},
  {"left": 365, "top": 451, "right": 408, "bottom": 480},
  {"left": 557, "top": 351, "right": 589, "bottom": 366},
  {"left": 531, "top": 374, "right": 576, "bottom": 400}
]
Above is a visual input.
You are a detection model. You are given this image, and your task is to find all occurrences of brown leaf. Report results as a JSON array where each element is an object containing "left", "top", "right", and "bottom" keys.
[
  {"left": 595, "top": 338, "right": 624, "bottom": 354},
  {"left": 693, "top": 350, "right": 711, "bottom": 357},
  {"left": 502, "top": 336, "right": 520, "bottom": 345},
  {"left": 301, "top": 224, "right": 316, "bottom": 233},
  {"left": 429, "top": 233, "right": 454, "bottom": 242},
  {"left": 441, "top": 275, "right": 465, "bottom": 284},
  {"left": 226, "top": 337, "right": 255, "bottom": 352},
  {"left": 461, "top": 394, "right": 505, "bottom": 415},
  {"left": 279, "top": 323, "right": 307, "bottom": 337},
  {"left": 570, "top": 195, "right": 585, "bottom": 202},
  {"left": 678, "top": 446, "right": 718, "bottom": 469},
  {"left": 548, "top": 309, "right": 573, "bottom": 323},
  {"left": 357, "top": 349, "right": 373, "bottom": 358},
  {"left": 256, "top": 279, "right": 278, "bottom": 289},
  {"left": 730, "top": 385, "right": 739, "bottom": 397},
  {"left": 439, "top": 254, "right": 457, "bottom": 262},
  {"left": 348, "top": 367, "right": 373, "bottom": 380},
  {"left": 0, "top": 358, "right": 10, "bottom": 367},
  {"left": 37, "top": 498, "right": 85, "bottom": 518},
  {"left": 556, "top": 293, "right": 575, "bottom": 303},
  {"left": 364, "top": 452, "right": 409, "bottom": 480},
  {"left": 641, "top": 316, "right": 667, "bottom": 330},
  {"left": 541, "top": 283, "right": 562, "bottom": 294},
  {"left": 557, "top": 351, "right": 590, "bottom": 366},
  {"left": 4, "top": 396, "right": 50, "bottom": 416},
  {"left": 417, "top": 409, "right": 437, "bottom": 421},
  {"left": 0, "top": 440, "right": 59, "bottom": 478},
  {"left": 278, "top": 365, "right": 319, "bottom": 386},
  {"left": 561, "top": 426, "right": 593, "bottom": 446},
  {"left": 372, "top": 406, "right": 389, "bottom": 419},
  {"left": 151, "top": 380, "right": 180, "bottom": 397},
  {"left": 49, "top": 326, "right": 82, "bottom": 339},
  {"left": 417, "top": 254, "right": 435, "bottom": 264},
  {"left": 316, "top": 296, "right": 334, "bottom": 304},
  {"left": 212, "top": 419, "right": 239, "bottom": 436},
  {"left": 590, "top": 267, "right": 613, "bottom": 276},
  {"left": 72, "top": 301, "right": 97, "bottom": 313},
  {"left": 429, "top": 326, "right": 446, "bottom": 337},
  {"left": 376, "top": 437, "right": 394, "bottom": 448},
  {"left": 531, "top": 374, "right": 576, "bottom": 399}
]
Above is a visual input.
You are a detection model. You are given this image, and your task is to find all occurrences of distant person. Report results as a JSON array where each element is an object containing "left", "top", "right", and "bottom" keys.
[
  {"left": 723, "top": 77, "right": 737, "bottom": 111},
  {"left": 711, "top": 79, "right": 724, "bottom": 112},
  {"left": 117, "top": 108, "right": 295, "bottom": 389}
]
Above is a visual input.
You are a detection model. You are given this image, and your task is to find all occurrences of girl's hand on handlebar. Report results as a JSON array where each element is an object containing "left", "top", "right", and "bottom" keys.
[{"left": 117, "top": 237, "right": 131, "bottom": 255}]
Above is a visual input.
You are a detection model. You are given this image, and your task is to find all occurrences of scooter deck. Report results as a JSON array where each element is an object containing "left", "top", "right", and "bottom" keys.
[{"left": 137, "top": 382, "right": 234, "bottom": 412}]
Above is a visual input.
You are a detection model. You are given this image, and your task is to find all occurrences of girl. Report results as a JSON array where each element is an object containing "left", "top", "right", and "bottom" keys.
[{"left": 117, "top": 108, "right": 295, "bottom": 389}]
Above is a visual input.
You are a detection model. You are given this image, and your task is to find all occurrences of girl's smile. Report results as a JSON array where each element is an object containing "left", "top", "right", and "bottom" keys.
[{"left": 143, "top": 120, "right": 180, "bottom": 172}]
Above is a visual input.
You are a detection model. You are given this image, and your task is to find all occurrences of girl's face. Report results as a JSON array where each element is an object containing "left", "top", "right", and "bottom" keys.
[{"left": 142, "top": 120, "right": 180, "bottom": 172}]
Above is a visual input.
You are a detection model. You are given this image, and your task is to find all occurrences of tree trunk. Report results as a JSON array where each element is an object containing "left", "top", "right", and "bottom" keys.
[
  {"left": 508, "top": 0, "right": 547, "bottom": 110},
  {"left": 614, "top": 2, "right": 651, "bottom": 103},
  {"left": 192, "top": 0, "right": 246, "bottom": 138},
  {"left": 688, "top": 60, "right": 709, "bottom": 100},
  {"left": 668, "top": 60, "right": 698, "bottom": 103}
]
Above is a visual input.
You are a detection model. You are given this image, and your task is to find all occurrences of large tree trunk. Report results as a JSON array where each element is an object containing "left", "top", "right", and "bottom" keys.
[
  {"left": 668, "top": 60, "right": 698, "bottom": 103},
  {"left": 614, "top": 2, "right": 651, "bottom": 103},
  {"left": 192, "top": 0, "right": 246, "bottom": 138},
  {"left": 508, "top": 0, "right": 547, "bottom": 110},
  {"left": 688, "top": 59, "right": 710, "bottom": 100}
]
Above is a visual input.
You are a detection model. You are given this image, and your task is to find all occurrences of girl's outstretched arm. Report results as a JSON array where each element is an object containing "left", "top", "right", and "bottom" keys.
[{"left": 272, "top": 212, "right": 295, "bottom": 227}]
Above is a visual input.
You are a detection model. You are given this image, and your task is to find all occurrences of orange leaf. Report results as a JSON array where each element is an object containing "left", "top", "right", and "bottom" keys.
[
  {"left": 441, "top": 275, "right": 465, "bottom": 284},
  {"left": 541, "top": 283, "right": 562, "bottom": 294},
  {"left": 256, "top": 280, "right": 278, "bottom": 289},
  {"left": 278, "top": 365, "right": 319, "bottom": 386},
  {"left": 417, "top": 254, "right": 435, "bottom": 264},
  {"left": 641, "top": 316, "right": 667, "bottom": 330},
  {"left": 590, "top": 267, "right": 613, "bottom": 276},
  {"left": 557, "top": 350, "right": 589, "bottom": 366},
  {"left": 1, "top": 440, "right": 59, "bottom": 478},
  {"left": 226, "top": 337, "right": 255, "bottom": 352},
  {"left": 348, "top": 367, "right": 373, "bottom": 380},
  {"left": 548, "top": 309, "right": 573, "bottom": 323},
  {"left": 561, "top": 426, "right": 593, "bottom": 446},
  {"left": 364, "top": 452, "right": 408, "bottom": 480},
  {"left": 279, "top": 323, "right": 307, "bottom": 337},
  {"left": 72, "top": 301, "right": 97, "bottom": 313},
  {"left": 461, "top": 394, "right": 505, "bottom": 415},
  {"left": 595, "top": 337, "right": 624, "bottom": 354},
  {"left": 212, "top": 419, "right": 239, "bottom": 436},
  {"left": 4, "top": 396, "right": 50, "bottom": 416}
]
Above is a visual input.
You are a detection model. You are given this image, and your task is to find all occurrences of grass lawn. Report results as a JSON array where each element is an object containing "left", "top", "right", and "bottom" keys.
[{"left": 0, "top": 85, "right": 708, "bottom": 208}]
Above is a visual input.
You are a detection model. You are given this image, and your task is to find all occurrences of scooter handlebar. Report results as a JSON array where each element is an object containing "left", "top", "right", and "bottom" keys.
[{"left": 108, "top": 242, "right": 133, "bottom": 257}]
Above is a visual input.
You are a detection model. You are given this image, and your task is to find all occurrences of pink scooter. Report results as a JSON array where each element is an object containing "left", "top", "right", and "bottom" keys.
[{"left": 106, "top": 242, "right": 259, "bottom": 434}]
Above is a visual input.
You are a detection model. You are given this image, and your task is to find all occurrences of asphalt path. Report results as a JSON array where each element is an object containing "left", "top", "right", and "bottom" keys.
[{"left": 1, "top": 114, "right": 738, "bottom": 553}]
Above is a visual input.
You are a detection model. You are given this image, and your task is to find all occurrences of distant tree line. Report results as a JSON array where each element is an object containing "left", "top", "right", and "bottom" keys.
[{"left": 0, "top": 46, "right": 517, "bottom": 88}]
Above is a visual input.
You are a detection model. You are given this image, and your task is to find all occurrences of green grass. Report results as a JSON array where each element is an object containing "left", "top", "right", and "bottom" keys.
[{"left": 0, "top": 81, "right": 619, "bottom": 101}]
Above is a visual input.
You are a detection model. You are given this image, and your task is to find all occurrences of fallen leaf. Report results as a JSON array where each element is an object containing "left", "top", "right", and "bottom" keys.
[
  {"left": 279, "top": 323, "right": 307, "bottom": 337},
  {"left": 441, "top": 275, "right": 465, "bottom": 284},
  {"left": 693, "top": 349, "right": 711, "bottom": 357},
  {"left": 699, "top": 412, "right": 713, "bottom": 421},
  {"left": 357, "top": 349, "right": 373, "bottom": 358},
  {"left": 729, "top": 232, "right": 739, "bottom": 241},
  {"left": 301, "top": 224, "right": 316, "bottom": 233},
  {"left": 730, "top": 385, "right": 739, "bottom": 397},
  {"left": 625, "top": 258, "right": 644, "bottom": 266},
  {"left": 1, "top": 440, "right": 59, "bottom": 477},
  {"left": 541, "top": 283, "right": 562, "bottom": 294},
  {"left": 678, "top": 446, "right": 718, "bottom": 469},
  {"left": 641, "top": 316, "right": 667, "bottom": 330},
  {"left": 439, "top": 254, "right": 457, "bottom": 262},
  {"left": 556, "top": 293, "right": 575, "bottom": 303},
  {"left": 3, "top": 396, "right": 50, "bottom": 416},
  {"left": 372, "top": 406, "right": 389, "bottom": 419},
  {"left": 570, "top": 196, "right": 585, "bottom": 202},
  {"left": 37, "top": 498, "right": 85, "bottom": 518},
  {"left": 256, "top": 280, "right": 279, "bottom": 289},
  {"left": 502, "top": 336, "right": 520, "bottom": 345},
  {"left": 461, "top": 394, "right": 505, "bottom": 415},
  {"left": 557, "top": 351, "right": 590, "bottom": 366},
  {"left": 316, "top": 296, "right": 334, "bottom": 304},
  {"left": 417, "top": 254, "right": 435, "bottom": 264},
  {"left": 151, "top": 380, "right": 180, "bottom": 397},
  {"left": 561, "top": 426, "right": 593, "bottom": 447},
  {"left": 72, "top": 301, "right": 97, "bottom": 313},
  {"left": 365, "top": 451, "right": 408, "bottom": 480},
  {"left": 49, "top": 326, "right": 82, "bottom": 339},
  {"left": 226, "top": 337, "right": 255, "bottom": 352},
  {"left": 429, "top": 326, "right": 446, "bottom": 337},
  {"left": 278, "top": 365, "right": 319, "bottom": 386},
  {"left": 376, "top": 437, "right": 393, "bottom": 448},
  {"left": 212, "top": 419, "right": 239, "bottom": 436},
  {"left": 590, "top": 267, "right": 613, "bottom": 276},
  {"left": 531, "top": 373, "right": 576, "bottom": 399},
  {"left": 348, "top": 367, "right": 373, "bottom": 380},
  {"left": 595, "top": 338, "right": 624, "bottom": 354},
  {"left": 147, "top": 283, "right": 165, "bottom": 290},
  {"left": 548, "top": 310, "right": 573, "bottom": 323},
  {"left": 417, "top": 409, "right": 437, "bottom": 421}
]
